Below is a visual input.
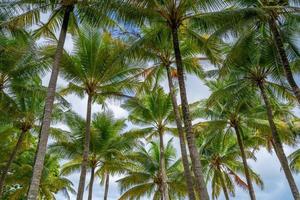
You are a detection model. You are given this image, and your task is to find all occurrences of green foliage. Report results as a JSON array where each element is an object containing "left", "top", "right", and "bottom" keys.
[{"left": 117, "top": 140, "right": 186, "bottom": 200}]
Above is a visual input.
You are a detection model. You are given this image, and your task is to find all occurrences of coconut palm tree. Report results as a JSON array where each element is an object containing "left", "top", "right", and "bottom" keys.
[
  {"left": 123, "top": 87, "right": 176, "bottom": 200},
  {"left": 50, "top": 111, "right": 135, "bottom": 200},
  {"left": 1, "top": 1, "right": 128, "bottom": 198},
  {"left": 0, "top": 31, "right": 44, "bottom": 96},
  {"left": 0, "top": 77, "right": 67, "bottom": 198},
  {"left": 197, "top": 132, "right": 262, "bottom": 200},
  {"left": 2, "top": 148, "right": 75, "bottom": 200},
  {"left": 119, "top": 1, "right": 226, "bottom": 197},
  {"left": 118, "top": 139, "right": 187, "bottom": 200},
  {"left": 192, "top": 80, "right": 266, "bottom": 200},
  {"left": 58, "top": 26, "right": 139, "bottom": 199},
  {"left": 195, "top": 0, "right": 300, "bottom": 103},
  {"left": 216, "top": 30, "right": 300, "bottom": 199},
  {"left": 122, "top": 24, "right": 220, "bottom": 199}
]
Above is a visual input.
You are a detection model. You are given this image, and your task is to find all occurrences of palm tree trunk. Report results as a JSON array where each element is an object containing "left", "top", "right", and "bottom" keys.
[
  {"left": 171, "top": 26, "right": 209, "bottom": 200},
  {"left": 77, "top": 94, "right": 93, "bottom": 200},
  {"left": 87, "top": 166, "right": 95, "bottom": 200},
  {"left": 233, "top": 125, "right": 256, "bottom": 200},
  {"left": 258, "top": 82, "right": 300, "bottom": 200},
  {"left": 268, "top": 18, "right": 300, "bottom": 104},
  {"left": 158, "top": 128, "right": 169, "bottom": 200},
  {"left": 104, "top": 172, "right": 110, "bottom": 200},
  {"left": 166, "top": 65, "right": 196, "bottom": 200},
  {"left": 27, "top": 6, "right": 73, "bottom": 200},
  {"left": 219, "top": 171, "right": 230, "bottom": 200},
  {"left": 0, "top": 129, "right": 27, "bottom": 197}
]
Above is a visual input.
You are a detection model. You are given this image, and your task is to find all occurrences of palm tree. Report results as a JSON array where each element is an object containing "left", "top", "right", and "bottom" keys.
[
  {"left": 217, "top": 30, "right": 300, "bottom": 199},
  {"left": 197, "top": 0, "right": 300, "bottom": 103},
  {"left": 118, "top": 139, "right": 187, "bottom": 200},
  {"left": 50, "top": 111, "right": 135, "bottom": 200},
  {"left": 123, "top": 87, "right": 176, "bottom": 200},
  {"left": 197, "top": 132, "right": 262, "bottom": 200},
  {"left": 193, "top": 80, "right": 266, "bottom": 200},
  {"left": 0, "top": 31, "right": 43, "bottom": 95},
  {"left": 0, "top": 77, "right": 66, "bottom": 197},
  {"left": 58, "top": 26, "right": 138, "bottom": 200},
  {"left": 1, "top": 1, "right": 127, "bottom": 198},
  {"left": 119, "top": 1, "right": 227, "bottom": 197},
  {"left": 2, "top": 148, "right": 75, "bottom": 200},
  {"left": 123, "top": 24, "right": 218, "bottom": 199}
]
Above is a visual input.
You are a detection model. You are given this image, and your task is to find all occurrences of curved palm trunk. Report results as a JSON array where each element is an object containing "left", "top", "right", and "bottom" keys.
[
  {"left": 87, "top": 166, "right": 95, "bottom": 200},
  {"left": 0, "top": 129, "right": 27, "bottom": 197},
  {"left": 171, "top": 26, "right": 209, "bottom": 200},
  {"left": 27, "top": 6, "right": 73, "bottom": 200},
  {"left": 258, "top": 82, "right": 300, "bottom": 200},
  {"left": 166, "top": 65, "right": 196, "bottom": 200},
  {"left": 158, "top": 129, "right": 169, "bottom": 200},
  {"left": 104, "top": 172, "right": 110, "bottom": 200},
  {"left": 233, "top": 125, "right": 256, "bottom": 200},
  {"left": 268, "top": 18, "right": 300, "bottom": 104},
  {"left": 77, "top": 94, "right": 93, "bottom": 200}
]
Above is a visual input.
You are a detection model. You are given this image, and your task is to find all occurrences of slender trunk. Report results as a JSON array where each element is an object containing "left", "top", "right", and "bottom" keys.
[
  {"left": 77, "top": 94, "right": 93, "bottom": 200},
  {"left": 268, "top": 18, "right": 300, "bottom": 104},
  {"left": 87, "top": 166, "right": 95, "bottom": 200},
  {"left": 219, "top": 171, "right": 230, "bottom": 200},
  {"left": 158, "top": 129, "right": 169, "bottom": 200},
  {"left": 171, "top": 26, "right": 209, "bottom": 200},
  {"left": 27, "top": 6, "right": 73, "bottom": 200},
  {"left": 166, "top": 65, "right": 196, "bottom": 200},
  {"left": 258, "top": 82, "right": 300, "bottom": 200},
  {"left": 103, "top": 173, "right": 110, "bottom": 200},
  {"left": 233, "top": 125, "right": 256, "bottom": 200},
  {"left": 0, "top": 129, "right": 27, "bottom": 197}
]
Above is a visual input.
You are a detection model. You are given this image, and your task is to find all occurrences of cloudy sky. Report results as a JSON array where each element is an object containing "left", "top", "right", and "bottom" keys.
[{"left": 47, "top": 33, "right": 300, "bottom": 200}]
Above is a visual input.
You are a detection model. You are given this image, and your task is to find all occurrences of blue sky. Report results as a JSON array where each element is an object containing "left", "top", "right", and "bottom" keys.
[{"left": 47, "top": 33, "right": 300, "bottom": 200}]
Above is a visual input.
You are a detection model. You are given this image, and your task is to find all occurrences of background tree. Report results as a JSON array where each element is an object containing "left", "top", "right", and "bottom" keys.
[
  {"left": 58, "top": 26, "right": 139, "bottom": 200},
  {"left": 1, "top": 1, "right": 127, "bottom": 198},
  {"left": 123, "top": 87, "right": 176, "bottom": 200},
  {"left": 118, "top": 140, "right": 187, "bottom": 200},
  {"left": 50, "top": 111, "right": 135, "bottom": 200}
]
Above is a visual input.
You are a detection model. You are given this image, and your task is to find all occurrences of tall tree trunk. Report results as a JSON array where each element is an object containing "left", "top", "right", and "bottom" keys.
[
  {"left": 104, "top": 172, "right": 110, "bottom": 200},
  {"left": 166, "top": 65, "right": 196, "bottom": 200},
  {"left": 258, "top": 82, "right": 300, "bottom": 200},
  {"left": 158, "top": 128, "right": 169, "bottom": 200},
  {"left": 233, "top": 125, "right": 256, "bottom": 200},
  {"left": 219, "top": 171, "right": 230, "bottom": 200},
  {"left": 0, "top": 129, "right": 27, "bottom": 197},
  {"left": 87, "top": 166, "right": 95, "bottom": 200},
  {"left": 268, "top": 18, "right": 300, "bottom": 104},
  {"left": 171, "top": 26, "right": 209, "bottom": 200},
  {"left": 77, "top": 94, "right": 93, "bottom": 200},
  {"left": 27, "top": 6, "right": 73, "bottom": 200}
]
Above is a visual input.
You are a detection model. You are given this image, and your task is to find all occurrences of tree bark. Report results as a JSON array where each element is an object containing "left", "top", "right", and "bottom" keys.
[
  {"left": 233, "top": 125, "right": 256, "bottom": 200},
  {"left": 268, "top": 18, "right": 300, "bottom": 104},
  {"left": 166, "top": 65, "right": 196, "bottom": 200},
  {"left": 104, "top": 172, "right": 110, "bottom": 200},
  {"left": 77, "top": 94, "right": 93, "bottom": 200},
  {"left": 258, "top": 82, "right": 300, "bottom": 200},
  {"left": 27, "top": 6, "right": 73, "bottom": 200},
  {"left": 170, "top": 26, "right": 209, "bottom": 200},
  {"left": 87, "top": 166, "right": 95, "bottom": 200},
  {"left": 0, "top": 129, "right": 27, "bottom": 197},
  {"left": 158, "top": 128, "right": 169, "bottom": 200},
  {"left": 219, "top": 172, "right": 230, "bottom": 200}
]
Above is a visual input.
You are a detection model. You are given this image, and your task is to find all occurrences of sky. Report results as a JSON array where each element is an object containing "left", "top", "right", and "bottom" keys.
[{"left": 45, "top": 33, "right": 300, "bottom": 200}]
